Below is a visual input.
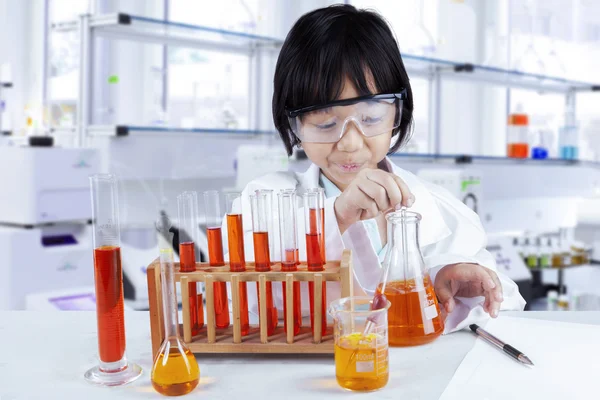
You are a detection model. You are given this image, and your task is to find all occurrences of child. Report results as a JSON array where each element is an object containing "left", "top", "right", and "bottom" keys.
[{"left": 223, "top": 4, "right": 525, "bottom": 333}]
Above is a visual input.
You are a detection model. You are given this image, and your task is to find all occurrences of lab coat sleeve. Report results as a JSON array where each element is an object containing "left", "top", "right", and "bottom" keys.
[{"left": 421, "top": 182, "right": 526, "bottom": 334}]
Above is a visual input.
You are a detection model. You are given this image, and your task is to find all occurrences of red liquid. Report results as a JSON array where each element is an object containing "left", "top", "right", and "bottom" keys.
[
  {"left": 93, "top": 246, "right": 126, "bottom": 363},
  {"left": 308, "top": 208, "right": 326, "bottom": 263},
  {"left": 227, "top": 214, "right": 249, "bottom": 336},
  {"left": 282, "top": 248, "right": 301, "bottom": 336},
  {"left": 253, "top": 232, "right": 277, "bottom": 335},
  {"left": 180, "top": 242, "right": 202, "bottom": 334},
  {"left": 207, "top": 227, "right": 230, "bottom": 329},
  {"left": 507, "top": 143, "right": 529, "bottom": 158},
  {"left": 306, "top": 233, "right": 326, "bottom": 336}
]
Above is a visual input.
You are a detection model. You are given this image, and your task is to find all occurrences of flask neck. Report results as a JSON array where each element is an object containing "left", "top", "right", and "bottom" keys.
[
  {"left": 161, "top": 250, "right": 180, "bottom": 339},
  {"left": 389, "top": 217, "right": 420, "bottom": 252}
]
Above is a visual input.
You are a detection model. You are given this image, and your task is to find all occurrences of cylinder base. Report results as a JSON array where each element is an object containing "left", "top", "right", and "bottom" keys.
[{"left": 84, "top": 361, "right": 142, "bottom": 387}]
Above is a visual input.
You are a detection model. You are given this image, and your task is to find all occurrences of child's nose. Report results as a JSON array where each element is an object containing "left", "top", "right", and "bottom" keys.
[{"left": 336, "top": 120, "right": 365, "bottom": 152}]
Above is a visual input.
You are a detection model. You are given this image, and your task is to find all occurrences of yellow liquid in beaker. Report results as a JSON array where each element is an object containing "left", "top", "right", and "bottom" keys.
[
  {"left": 334, "top": 333, "right": 389, "bottom": 392},
  {"left": 151, "top": 345, "right": 200, "bottom": 396}
]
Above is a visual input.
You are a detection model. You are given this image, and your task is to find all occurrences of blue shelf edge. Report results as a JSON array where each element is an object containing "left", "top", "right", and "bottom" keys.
[
  {"left": 389, "top": 152, "right": 598, "bottom": 167},
  {"left": 124, "top": 125, "right": 277, "bottom": 135}
]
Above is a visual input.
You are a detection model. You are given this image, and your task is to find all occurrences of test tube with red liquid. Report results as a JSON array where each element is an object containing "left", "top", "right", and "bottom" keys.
[
  {"left": 250, "top": 190, "right": 278, "bottom": 335},
  {"left": 203, "top": 190, "right": 230, "bottom": 329},
  {"left": 177, "top": 191, "right": 204, "bottom": 335},
  {"left": 304, "top": 189, "right": 327, "bottom": 337},
  {"left": 278, "top": 189, "right": 301, "bottom": 335},
  {"left": 225, "top": 192, "right": 250, "bottom": 336},
  {"left": 85, "top": 174, "right": 142, "bottom": 386}
]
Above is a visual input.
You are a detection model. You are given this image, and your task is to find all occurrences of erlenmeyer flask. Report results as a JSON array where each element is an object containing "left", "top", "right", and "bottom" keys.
[
  {"left": 377, "top": 210, "right": 444, "bottom": 347},
  {"left": 151, "top": 215, "right": 200, "bottom": 396}
]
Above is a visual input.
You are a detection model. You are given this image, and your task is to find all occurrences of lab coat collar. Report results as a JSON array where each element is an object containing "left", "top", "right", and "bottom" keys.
[{"left": 297, "top": 157, "right": 451, "bottom": 248}]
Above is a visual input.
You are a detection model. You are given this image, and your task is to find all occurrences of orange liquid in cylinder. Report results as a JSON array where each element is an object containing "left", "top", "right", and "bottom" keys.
[
  {"left": 93, "top": 246, "right": 126, "bottom": 363},
  {"left": 378, "top": 278, "right": 444, "bottom": 346},
  {"left": 207, "top": 227, "right": 230, "bottom": 329},
  {"left": 253, "top": 232, "right": 277, "bottom": 335},
  {"left": 282, "top": 248, "right": 301, "bottom": 336},
  {"left": 180, "top": 242, "right": 202, "bottom": 334},
  {"left": 227, "top": 214, "right": 249, "bottom": 336},
  {"left": 308, "top": 208, "right": 325, "bottom": 263}
]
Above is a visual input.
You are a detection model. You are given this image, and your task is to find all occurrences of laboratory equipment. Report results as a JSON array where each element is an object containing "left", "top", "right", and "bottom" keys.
[
  {"left": 329, "top": 297, "right": 390, "bottom": 392},
  {"left": 304, "top": 189, "right": 327, "bottom": 337},
  {"left": 203, "top": 190, "right": 230, "bottom": 329},
  {"left": 225, "top": 192, "right": 250, "bottom": 336},
  {"left": 559, "top": 125, "right": 579, "bottom": 160},
  {"left": 378, "top": 210, "right": 444, "bottom": 346},
  {"left": 0, "top": 147, "right": 99, "bottom": 310},
  {"left": 546, "top": 290, "right": 558, "bottom": 311},
  {"left": 539, "top": 238, "right": 551, "bottom": 269},
  {"left": 417, "top": 169, "right": 482, "bottom": 215},
  {"left": 507, "top": 107, "right": 530, "bottom": 159},
  {"left": 557, "top": 293, "right": 570, "bottom": 311},
  {"left": 177, "top": 191, "right": 204, "bottom": 335},
  {"left": 250, "top": 190, "right": 278, "bottom": 335},
  {"left": 531, "top": 130, "right": 552, "bottom": 159},
  {"left": 279, "top": 189, "right": 301, "bottom": 336},
  {"left": 235, "top": 144, "right": 289, "bottom": 191},
  {"left": 151, "top": 214, "right": 200, "bottom": 396},
  {"left": 525, "top": 238, "right": 539, "bottom": 269},
  {"left": 85, "top": 174, "right": 142, "bottom": 386}
]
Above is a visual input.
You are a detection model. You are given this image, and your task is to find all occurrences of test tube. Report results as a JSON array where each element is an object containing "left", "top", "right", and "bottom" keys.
[
  {"left": 304, "top": 189, "right": 327, "bottom": 336},
  {"left": 86, "top": 174, "right": 141, "bottom": 386},
  {"left": 279, "top": 189, "right": 301, "bottom": 336},
  {"left": 203, "top": 190, "right": 230, "bottom": 329},
  {"left": 251, "top": 190, "right": 278, "bottom": 335},
  {"left": 306, "top": 187, "right": 326, "bottom": 263},
  {"left": 177, "top": 191, "right": 204, "bottom": 335},
  {"left": 225, "top": 192, "right": 250, "bottom": 336}
]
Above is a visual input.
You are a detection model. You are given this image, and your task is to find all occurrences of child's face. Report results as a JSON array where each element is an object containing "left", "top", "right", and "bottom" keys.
[{"left": 301, "top": 78, "right": 392, "bottom": 190}]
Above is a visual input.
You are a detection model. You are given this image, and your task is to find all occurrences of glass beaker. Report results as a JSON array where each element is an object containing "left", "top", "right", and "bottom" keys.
[
  {"left": 329, "top": 297, "right": 390, "bottom": 392},
  {"left": 85, "top": 174, "right": 142, "bottom": 386},
  {"left": 378, "top": 210, "right": 444, "bottom": 347},
  {"left": 151, "top": 214, "right": 200, "bottom": 396}
]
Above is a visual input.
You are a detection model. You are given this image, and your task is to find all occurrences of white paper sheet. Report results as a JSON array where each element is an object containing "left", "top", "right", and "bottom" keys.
[{"left": 440, "top": 316, "right": 600, "bottom": 400}]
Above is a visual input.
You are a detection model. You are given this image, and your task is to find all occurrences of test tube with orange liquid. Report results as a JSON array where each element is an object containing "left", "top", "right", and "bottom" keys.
[
  {"left": 304, "top": 189, "right": 327, "bottom": 337},
  {"left": 85, "top": 174, "right": 142, "bottom": 386},
  {"left": 279, "top": 189, "right": 302, "bottom": 336},
  {"left": 225, "top": 192, "right": 250, "bottom": 336},
  {"left": 250, "top": 190, "right": 278, "bottom": 335},
  {"left": 177, "top": 191, "right": 204, "bottom": 335},
  {"left": 203, "top": 190, "right": 230, "bottom": 329}
]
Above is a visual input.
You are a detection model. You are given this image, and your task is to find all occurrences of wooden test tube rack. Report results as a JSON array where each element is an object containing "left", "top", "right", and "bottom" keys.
[{"left": 147, "top": 249, "right": 353, "bottom": 355}]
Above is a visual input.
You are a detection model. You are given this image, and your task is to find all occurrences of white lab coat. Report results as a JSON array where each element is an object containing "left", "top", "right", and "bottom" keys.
[{"left": 222, "top": 157, "right": 526, "bottom": 334}]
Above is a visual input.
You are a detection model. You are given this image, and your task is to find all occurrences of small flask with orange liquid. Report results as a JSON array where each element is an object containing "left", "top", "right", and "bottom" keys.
[
  {"left": 377, "top": 209, "right": 444, "bottom": 347},
  {"left": 151, "top": 214, "right": 200, "bottom": 396}
]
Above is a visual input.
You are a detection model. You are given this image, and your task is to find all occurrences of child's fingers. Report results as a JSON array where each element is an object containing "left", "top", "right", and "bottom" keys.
[
  {"left": 357, "top": 178, "right": 391, "bottom": 213},
  {"left": 365, "top": 170, "right": 404, "bottom": 210},
  {"left": 391, "top": 174, "right": 415, "bottom": 207}
]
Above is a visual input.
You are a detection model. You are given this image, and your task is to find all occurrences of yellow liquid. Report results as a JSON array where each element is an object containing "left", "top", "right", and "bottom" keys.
[
  {"left": 334, "top": 333, "right": 389, "bottom": 392},
  {"left": 151, "top": 345, "right": 200, "bottom": 396}
]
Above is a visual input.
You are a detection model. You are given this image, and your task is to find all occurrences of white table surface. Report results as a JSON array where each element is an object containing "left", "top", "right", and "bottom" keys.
[{"left": 1, "top": 310, "right": 599, "bottom": 399}]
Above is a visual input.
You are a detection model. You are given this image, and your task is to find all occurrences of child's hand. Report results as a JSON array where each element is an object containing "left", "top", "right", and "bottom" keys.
[
  {"left": 333, "top": 168, "right": 414, "bottom": 233},
  {"left": 434, "top": 263, "right": 504, "bottom": 318}
]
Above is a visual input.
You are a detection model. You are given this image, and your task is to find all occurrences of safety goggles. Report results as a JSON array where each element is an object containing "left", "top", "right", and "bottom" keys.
[{"left": 285, "top": 90, "right": 406, "bottom": 144}]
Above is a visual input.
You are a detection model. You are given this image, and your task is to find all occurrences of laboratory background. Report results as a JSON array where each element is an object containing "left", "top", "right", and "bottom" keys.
[{"left": 0, "top": 0, "right": 600, "bottom": 397}]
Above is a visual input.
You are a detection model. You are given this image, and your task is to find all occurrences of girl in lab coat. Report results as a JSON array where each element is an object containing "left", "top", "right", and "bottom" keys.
[{"left": 224, "top": 4, "right": 525, "bottom": 333}]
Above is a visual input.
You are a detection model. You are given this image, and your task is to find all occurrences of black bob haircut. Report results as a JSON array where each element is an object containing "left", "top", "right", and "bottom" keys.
[{"left": 272, "top": 4, "right": 414, "bottom": 156}]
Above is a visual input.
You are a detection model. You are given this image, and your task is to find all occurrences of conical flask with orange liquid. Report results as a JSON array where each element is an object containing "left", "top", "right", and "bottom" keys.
[{"left": 377, "top": 209, "right": 444, "bottom": 347}]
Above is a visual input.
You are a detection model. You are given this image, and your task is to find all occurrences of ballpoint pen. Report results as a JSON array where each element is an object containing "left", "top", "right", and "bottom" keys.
[{"left": 470, "top": 324, "right": 534, "bottom": 366}]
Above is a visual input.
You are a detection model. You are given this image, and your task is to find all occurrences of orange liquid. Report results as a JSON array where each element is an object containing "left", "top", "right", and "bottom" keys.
[
  {"left": 306, "top": 232, "right": 326, "bottom": 336},
  {"left": 207, "top": 227, "right": 230, "bottom": 328},
  {"left": 309, "top": 208, "right": 325, "bottom": 263},
  {"left": 335, "top": 334, "right": 389, "bottom": 391},
  {"left": 253, "top": 232, "right": 277, "bottom": 335},
  {"left": 282, "top": 248, "right": 301, "bottom": 335},
  {"left": 378, "top": 279, "right": 444, "bottom": 346},
  {"left": 227, "top": 214, "right": 249, "bottom": 336},
  {"left": 507, "top": 143, "right": 529, "bottom": 158},
  {"left": 180, "top": 242, "right": 202, "bottom": 334},
  {"left": 151, "top": 345, "right": 200, "bottom": 396},
  {"left": 93, "top": 246, "right": 125, "bottom": 363}
]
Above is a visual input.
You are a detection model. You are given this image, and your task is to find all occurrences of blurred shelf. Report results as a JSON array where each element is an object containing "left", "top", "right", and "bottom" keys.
[
  {"left": 84, "top": 124, "right": 276, "bottom": 137},
  {"left": 528, "top": 264, "right": 597, "bottom": 271},
  {"left": 389, "top": 153, "right": 594, "bottom": 166},
  {"left": 403, "top": 54, "right": 599, "bottom": 93},
  {"left": 51, "top": 13, "right": 283, "bottom": 54}
]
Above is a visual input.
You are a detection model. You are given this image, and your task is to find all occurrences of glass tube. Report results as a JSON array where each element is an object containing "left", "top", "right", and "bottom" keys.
[
  {"left": 85, "top": 174, "right": 142, "bottom": 386},
  {"left": 305, "top": 188, "right": 326, "bottom": 263},
  {"left": 251, "top": 190, "right": 277, "bottom": 335},
  {"left": 177, "top": 191, "right": 203, "bottom": 335},
  {"left": 225, "top": 192, "right": 249, "bottom": 336},
  {"left": 279, "top": 189, "right": 301, "bottom": 335},
  {"left": 304, "top": 190, "right": 327, "bottom": 336},
  {"left": 203, "top": 190, "right": 230, "bottom": 329}
]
